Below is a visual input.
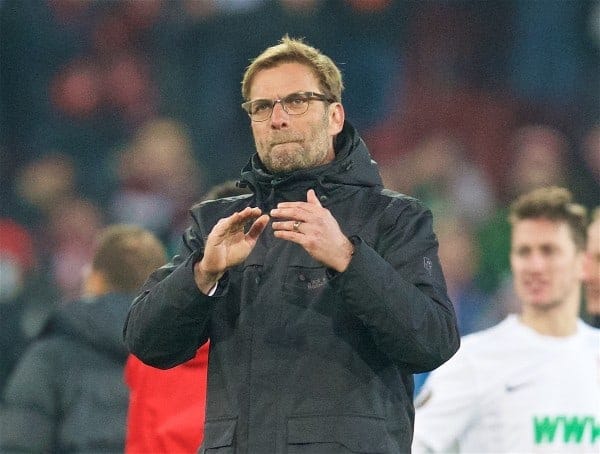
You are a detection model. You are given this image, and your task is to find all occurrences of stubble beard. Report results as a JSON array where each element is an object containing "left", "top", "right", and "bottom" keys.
[
  {"left": 256, "top": 116, "right": 331, "bottom": 174},
  {"left": 518, "top": 279, "right": 578, "bottom": 314}
]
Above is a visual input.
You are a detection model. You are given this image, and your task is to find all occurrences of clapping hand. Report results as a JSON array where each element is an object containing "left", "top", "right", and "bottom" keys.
[
  {"left": 194, "top": 207, "right": 269, "bottom": 293},
  {"left": 271, "top": 189, "right": 354, "bottom": 272}
]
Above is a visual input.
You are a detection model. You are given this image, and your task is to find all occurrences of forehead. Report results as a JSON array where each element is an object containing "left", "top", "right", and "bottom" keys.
[
  {"left": 511, "top": 218, "right": 574, "bottom": 248},
  {"left": 249, "top": 62, "right": 320, "bottom": 99}
]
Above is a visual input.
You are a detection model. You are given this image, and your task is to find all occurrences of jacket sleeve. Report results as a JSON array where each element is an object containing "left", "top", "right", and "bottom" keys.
[
  {"left": 332, "top": 198, "right": 460, "bottom": 373},
  {"left": 0, "top": 340, "right": 60, "bottom": 452},
  {"left": 123, "top": 223, "right": 219, "bottom": 369}
]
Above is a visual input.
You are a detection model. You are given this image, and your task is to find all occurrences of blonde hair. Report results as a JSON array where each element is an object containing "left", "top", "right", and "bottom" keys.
[
  {"left": 92, "top": 225, "right": 167, "bottom": 292},
  {"left": 508, "top": 186, "right": 588, "bottom": 251},
  {"left": 241, "top": 35, "right": 344, "bottom": 102}
]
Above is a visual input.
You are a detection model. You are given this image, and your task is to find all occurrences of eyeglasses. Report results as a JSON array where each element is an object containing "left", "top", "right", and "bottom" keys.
[{"left": 241, "top": 91, "right": 334, "bottom": 122}]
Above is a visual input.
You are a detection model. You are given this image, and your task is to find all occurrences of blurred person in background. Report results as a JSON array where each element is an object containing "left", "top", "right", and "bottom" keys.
[
  {"left": 504, "top": 125, "right": 571, "bottom": 197},
  {"left": 434, "top": 216, "right": 493, "bottom": 335},
  {"left": 583, "top": 207, "right": 600, "bottom": 328},
  {"left": 45, "top": 196, "right": 105, "bottom": 303},
  {"left": 476, "top": 124, "right": 573, "bottom": 298},
  {"left": 124, "top": 36, "right": 459, "bottom": 453},
  {"left": 413, "top": 186, "right": 599, "bottom": 453},
  {"left": 0, "top": 225, "right": 166, "bottom": 453},
  {"left": 576, "top": 123, "right": 600, "bottom": 210},
  {"left": 380, "top": 132, "right": 497, "bottom": 228},
  {"left": 0, "top": 219, "right": 59, "bottom": 396},
  {"left": 581, "top": 125, "right": 600, "bottom": 187},
  {"left": 12, "top": 153, "right": 78, "bottom": 223},
  {"left": 110, "top": 117, "right": 203, "bottom": 250},
  {"left": 124, "top": 180, "right": 250, "bottom": 454},
  {"left": 11, "top": 153, "right": 105, "bottom": 304}
]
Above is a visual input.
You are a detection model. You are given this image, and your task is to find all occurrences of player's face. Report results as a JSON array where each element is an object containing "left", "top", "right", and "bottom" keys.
[
  {"left": 583, "top": 219, "right": 600, "bottom": 314},
  {"left": 511, "top": 218, "right": 584, "bottom": 311},
  {"left": 247, "top": 62, "right": 344, "bottom": 174}
]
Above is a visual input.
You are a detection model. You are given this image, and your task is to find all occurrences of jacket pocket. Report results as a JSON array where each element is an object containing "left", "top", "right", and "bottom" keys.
[
  {"left": 282, "top": 267, "right": 336, "bottom": 317},
  {"left": 198, "top": 417, "right": 237, "bottom": 454},
  {"left": 287, "top": 415, "right": 389, "bottom": 454}
]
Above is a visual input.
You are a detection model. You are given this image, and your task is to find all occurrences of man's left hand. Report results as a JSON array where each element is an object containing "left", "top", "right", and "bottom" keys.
[{"left": 271, "top": 189, "right": 354, "bottom": 272}]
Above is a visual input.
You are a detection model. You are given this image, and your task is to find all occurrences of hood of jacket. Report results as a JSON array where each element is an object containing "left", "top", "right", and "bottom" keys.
[
  {"left": 41, "top": 292, "right": 133, "bottom": 362},
  {"left": 239, "top": 121, "right": 383, "bottom": 209}
]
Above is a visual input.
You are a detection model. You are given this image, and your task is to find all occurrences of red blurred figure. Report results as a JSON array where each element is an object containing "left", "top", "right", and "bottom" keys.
[
  {"left": 124, "top": 181, "right": 248, "bottom": 453},
  {"left": 125, "top": 343, "right": 209, "bottom": 453}
]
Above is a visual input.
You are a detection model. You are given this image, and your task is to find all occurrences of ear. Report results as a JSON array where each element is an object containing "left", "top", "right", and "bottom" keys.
[
  {"left": 327, "top": 102, "right": 345, "bottom": 136},
  {"left": 83, "top": 268, "right": 110, "bottom": 297}
]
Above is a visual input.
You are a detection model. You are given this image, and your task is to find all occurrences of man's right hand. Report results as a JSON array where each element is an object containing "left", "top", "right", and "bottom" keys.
[{"left": 194, "top": 207, "right": 269, "bottom": 294}]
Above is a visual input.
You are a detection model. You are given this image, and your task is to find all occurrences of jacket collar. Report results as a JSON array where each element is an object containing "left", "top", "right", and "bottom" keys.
[{"left": 239, "top": 121, "right": 383, "bottom": 209}]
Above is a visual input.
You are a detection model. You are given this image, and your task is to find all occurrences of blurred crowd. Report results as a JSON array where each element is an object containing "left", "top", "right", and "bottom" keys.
[{"left": 0, "top": 0, "right": 599, "bottom": 394}]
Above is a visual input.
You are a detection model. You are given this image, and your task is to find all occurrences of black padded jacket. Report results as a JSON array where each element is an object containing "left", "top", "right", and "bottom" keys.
[
  {"left": 124, "top": 121, "right": 460, "bottom": 454},
  {"left": 1, "top": 293, "right": 132, "bottom": 453}
]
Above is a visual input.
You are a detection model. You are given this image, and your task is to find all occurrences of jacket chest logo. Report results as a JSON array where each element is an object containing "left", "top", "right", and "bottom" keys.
[{"left": 298, "top": 273, "right": 328, "bottom": 290}]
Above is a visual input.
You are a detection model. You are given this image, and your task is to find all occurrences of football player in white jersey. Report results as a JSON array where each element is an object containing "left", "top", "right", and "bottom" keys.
[
  {"left": 583, "top": 207, "right": 600, "bottom": 328},
  {"left": 413, "top": 186, "right": 600, "bottom": 453}
]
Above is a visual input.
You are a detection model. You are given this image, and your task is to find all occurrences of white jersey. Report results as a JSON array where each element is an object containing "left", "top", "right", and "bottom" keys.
[{"left": 413, "top": 315, "right": 600, "bottom": 453}]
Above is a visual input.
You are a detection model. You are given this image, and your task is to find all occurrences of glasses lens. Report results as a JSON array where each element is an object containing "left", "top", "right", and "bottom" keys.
[
  {"left": 243, "top": 92, "right": 320, "bottom": 121},
  {"left": 282, "top": 93, "right": 309, "bottom": 115},
  {"left": 249, "top": 100, "right": 272, "bottom": 121}
]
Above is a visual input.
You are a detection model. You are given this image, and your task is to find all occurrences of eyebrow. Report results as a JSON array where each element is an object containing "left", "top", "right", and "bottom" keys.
[{"left": 251, "top": 91, "right": 319, "bottom": 100}]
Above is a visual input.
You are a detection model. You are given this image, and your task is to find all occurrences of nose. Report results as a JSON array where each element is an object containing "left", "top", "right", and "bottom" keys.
[
  {"left": 269, "top": 101, "right": 289, "bottom": 128},
  {"left": 525, "top": 252, "right": 546, "bottom": 272}
]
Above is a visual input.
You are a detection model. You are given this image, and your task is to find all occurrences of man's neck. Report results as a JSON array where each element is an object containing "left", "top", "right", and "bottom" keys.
[{"left": 519, "top": 301, "right": 580, "bottom": 337}]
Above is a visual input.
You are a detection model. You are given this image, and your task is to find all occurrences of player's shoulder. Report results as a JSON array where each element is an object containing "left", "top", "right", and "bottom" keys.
[
  {"left": 576, "top": 319, "right": 600, "bottom": 347},
  {"left": 459, "top": 316, "right": 518, "bottom": 353},
  {"left": 578, "top": 319, "right": 600, "bottom": 333},
  {"left": 456, "top": 315, "right": 519, "bottom": 360}
]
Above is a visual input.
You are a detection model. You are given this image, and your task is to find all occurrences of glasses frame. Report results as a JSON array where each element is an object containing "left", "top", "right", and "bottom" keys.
[{"left": 241, "top": 91, "right": 335, "bottom": 122}]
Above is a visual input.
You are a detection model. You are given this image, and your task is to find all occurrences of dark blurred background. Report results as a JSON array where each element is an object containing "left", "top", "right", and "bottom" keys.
[{"left": 0, "top": 0, "right": 598, "bottom": 390}]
